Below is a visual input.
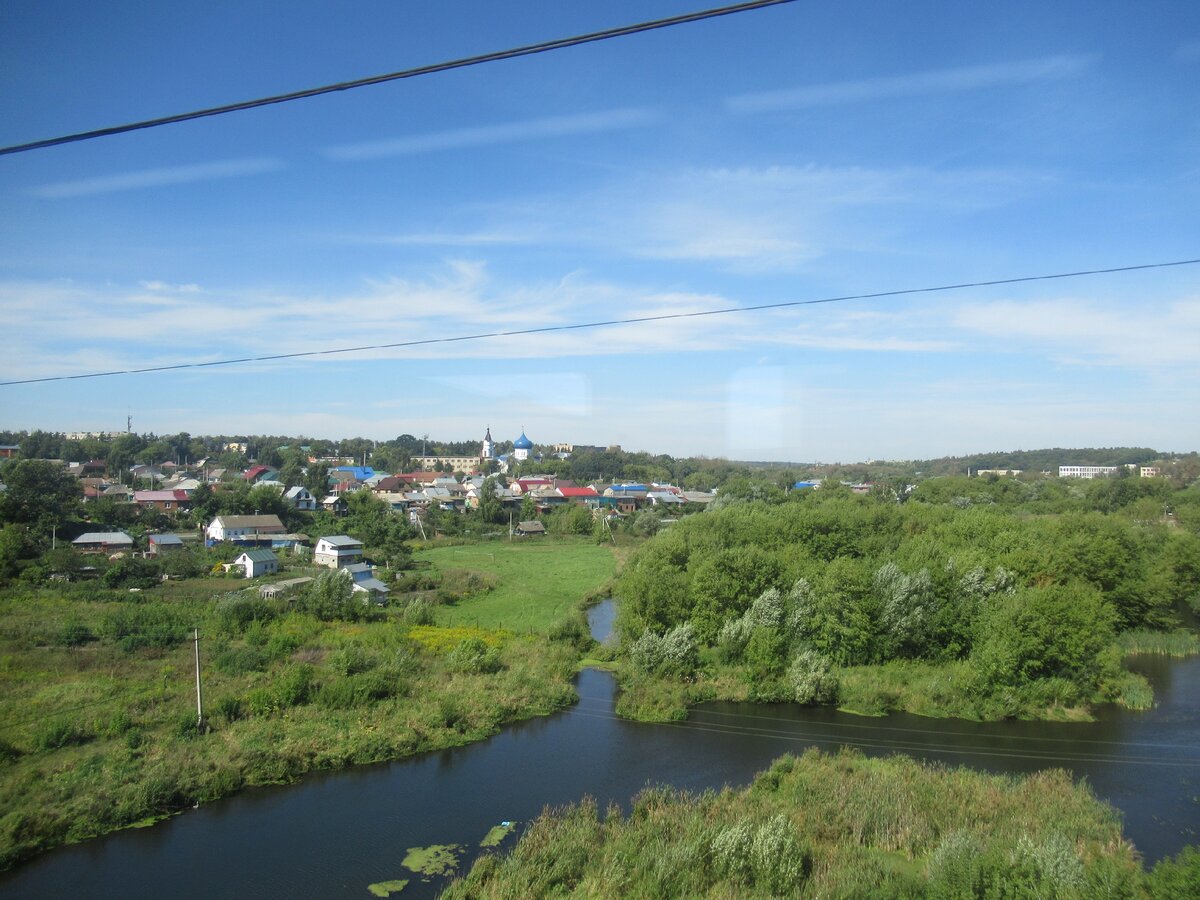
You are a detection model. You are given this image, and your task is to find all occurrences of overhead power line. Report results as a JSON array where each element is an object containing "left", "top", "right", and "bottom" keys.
[
  {"left": 0, "top": 0, "right": 797, "bottom": 157},
  {"left": 568, "top": 708, "right": 1200, "bottom": 769},
  {"left": 1, "top": 257, "right": 1196, "bottom": 388}
]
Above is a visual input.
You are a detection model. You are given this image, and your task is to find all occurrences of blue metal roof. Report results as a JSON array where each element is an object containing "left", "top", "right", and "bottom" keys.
[
  {"left": 512, "top": 432, "right": 533, "bottom": 450},
  {"left": 334, "top": 466, "right": 375, "bottom": 481}
]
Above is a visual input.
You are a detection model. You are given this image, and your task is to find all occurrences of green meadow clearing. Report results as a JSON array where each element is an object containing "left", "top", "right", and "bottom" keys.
[{"left": 418, "top": 538, "right": 618, "bottom": 632}]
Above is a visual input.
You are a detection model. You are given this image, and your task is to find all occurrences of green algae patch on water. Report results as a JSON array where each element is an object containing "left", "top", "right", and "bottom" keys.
[
  {"left": 366, "top": 879, "right": 408, "bottom": 896},
  {"left": 480, "top": 821, "right": 516, "bottom": 847},
  {"left": 401, "top": 844, "right": 462, "bottom": 878}
]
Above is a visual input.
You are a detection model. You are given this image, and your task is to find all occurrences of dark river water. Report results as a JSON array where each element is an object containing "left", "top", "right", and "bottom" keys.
[{"left": 2, "top": 600, "right": 1197, "bottom": 898}]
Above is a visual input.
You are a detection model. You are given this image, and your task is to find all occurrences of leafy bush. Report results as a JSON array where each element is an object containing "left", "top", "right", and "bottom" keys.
[
  {"left": 212, "top": 645, "right": 268, "bottom": 675},
  {"left": 54, "top": 622, "right": 94, "bottom": 647},
  {"left": 928, "top": 832, "right": 978, "bottom": 895},
  {"left": 743, "top": 626, "right": 788, "bottom": 679},
  {"left": 749, "top": 815, "right": 810, "bottom": 894},
  {"left": 711, "top": 816, "right": 808, "bottom": 892},
  {"left": 214, "top": 593, "right": 277, "bottom": 634},
  {"left": 711, "top": 821, "right": 754, "bottom": 883},
  {"left": 245, "top": 664, "right": 315, "bottom": 715},
  {"left": 0, "top": 737, "right": 20, "bottom": 764},
  {"left": 327, "top": 643, "right": 375, "bottom": 676},
  {"left": 716, "top": 616, "right": 752, "bottom": 663},
  {"left": 315, "top": 672, "right": 402, "bottom": 710},
  {"left": 660, "top": 622, "right": 699, "bottom": 676},
  {"left": 446, "top": 637, "right": 502, "bottom": 675},
  {"left": 101, "top": 556, "right": 161, "bottom": 589},
  {"left": 215, "top": 695, "right": 243, "bottom": 723},
  {"left": 102, "top": 709, "right": 136, "bottom": 738},
  {"left": 788, "top": 649, "right": 839, "bottom": 705},
  {"left": 264, "top": 632, "right": 300, "bottom": 661},
  {"left": 32, "top": 718, "right": 92, "bottom": 751},
  {"left": 173, "top": 711, "right": 203, "bottom": 740},
  {"left": 294, "top": 569, "right": 372, "bottom": 622},
  {"left": 630, "top": 624, "right": 699, "bottom": 677},
  {"left": 275, "top": 664, "right": 315, "bottom": 706},
  {"left": 547, "top": 615, "right": 592, "bottom": 649},
  {"left": 1004, "top": 833, "right": 1086, "bottom": 896},
  {"left": 399, "top": 598, "right": 435, "bottom": 626},
  {"left": 1148, "top": 845, "right": 1200, "bottom": 898},
  {"left": 629, "top": 629, "right": 665, "bottom": 673},
  {"left": 104, "top": 604, "right": 188, "bottom": 652},
  {"left": 971, "top": 583, "right": 1119, "bottom": 694},
  {"left": 928, "top": 831, "right": 1085, "bottom": 898}
]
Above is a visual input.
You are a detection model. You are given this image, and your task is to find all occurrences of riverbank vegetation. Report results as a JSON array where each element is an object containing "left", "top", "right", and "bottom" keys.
[
  {"left": 614, "top": 478, "right": 1200, "bottom": 722},
  {"left": 444, "top": 747, "right": 1199, "bottom": 897},
  {"left": 0, "top": 540, "right": 613, "bottom": 870}
]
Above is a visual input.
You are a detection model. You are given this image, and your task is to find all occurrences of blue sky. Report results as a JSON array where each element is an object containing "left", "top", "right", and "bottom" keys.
[{"left": 1, "top": 1, "right": 1198, "bottom": 461}]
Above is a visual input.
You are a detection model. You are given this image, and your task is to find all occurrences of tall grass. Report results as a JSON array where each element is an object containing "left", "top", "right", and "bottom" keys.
[
  {"left": 1117, "top": 629, "right": 1200, "bottom": 657},
  {"left": 443, "top": 749, "right": 1147, "bottom": 898}
]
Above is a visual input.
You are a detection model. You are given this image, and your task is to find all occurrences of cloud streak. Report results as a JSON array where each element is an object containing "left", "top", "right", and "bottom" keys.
[
  {"left": 323, "top": 107, "right": 657, "bottom": 160},
  {"left": 727, "top": 54, "right": 1094, "bottom": 113},
  {"left": 30, "top": 158, "right": 283, "bottom": 198},
  {"left": 952, "top": 297, "right": 1200, "bottom": 368}
]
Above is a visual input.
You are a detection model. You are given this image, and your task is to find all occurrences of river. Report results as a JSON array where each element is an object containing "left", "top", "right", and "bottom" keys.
[{"left": 1, "top": 600, "right": 1197, "bottom": 898}]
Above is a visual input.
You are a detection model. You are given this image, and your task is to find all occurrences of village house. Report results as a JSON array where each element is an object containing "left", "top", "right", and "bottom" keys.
[
  {"left": 344, "top": 562, "right": 390, "bottom": 603},
  {"left": 72, "top": 532, "right": 135, "bottom": 554},
  {"left": 231, "top": 548, "right": 280, "bottom": 579},
  {"left": 646, "top": 490, "right": 685, "bottom": 507},
  {"left": 133, "top": 489, "right": 191, "bottom": 511},
  {"left": 147, "top": 533, "right": 184, "bottom": 554},
  {"left": 284, "top": 485, "right": 316, "bottom": 511},
  {"left": 314, "top": 535, "right": 364, "bottom": 568},
  {"left": 205, "top": 514, "right": 286, "bottom": 545},
  {"left": 241, "top": 465, "right": 278, "bottom": 483}
]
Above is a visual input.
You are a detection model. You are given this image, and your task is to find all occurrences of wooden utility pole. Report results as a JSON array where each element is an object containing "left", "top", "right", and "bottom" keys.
[{"left": 193, "top": 628, "right": 205, "bottom": 731}]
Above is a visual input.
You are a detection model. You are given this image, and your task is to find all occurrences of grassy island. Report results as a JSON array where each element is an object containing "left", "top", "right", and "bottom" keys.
[{"left": 443, "top": 748, "right": 1198, "bottom": 897}]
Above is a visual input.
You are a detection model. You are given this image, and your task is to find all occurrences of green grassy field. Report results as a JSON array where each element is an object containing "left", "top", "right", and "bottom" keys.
[{"left": 417, "top": 539, "right": 617, "bottom": 632}]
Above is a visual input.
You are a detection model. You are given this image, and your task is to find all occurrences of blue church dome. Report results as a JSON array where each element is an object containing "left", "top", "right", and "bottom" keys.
[{"left": 513, "top": 432, "right": 533, "bottom": 450}]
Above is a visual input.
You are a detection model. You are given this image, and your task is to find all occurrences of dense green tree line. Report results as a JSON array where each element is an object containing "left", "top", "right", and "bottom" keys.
[{"left": 614, "top": 483, "right": 1200, "bottom": 712}]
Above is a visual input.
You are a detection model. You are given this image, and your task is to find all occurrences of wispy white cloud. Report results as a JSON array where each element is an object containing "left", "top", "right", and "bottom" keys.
[
  {"left": 482, "top": 163, "right": 1051, "bottom": 271},
  {"left": 323, "top": 107, "right": 658, "bottom": 160},
  {"left": 29, "top": 158, "right": 283, "bottom": 198},
  {"left": 325, "top": 162, "right": 1049, "bottom": 272},
  {"left": 0, "top": 259, "right": 966, "bottom": 389},
  {"left": 339, "top": 231, "right": 540, "bottom": 247},
  {"left": 727, "top": 54, "right": 1095, "bottom": 113},
  {"left": 139, "top": 280, "right": 201, "bottom": 293},
  {"left": 952, "top": 296, "right": 1200, "bottom": 368}
]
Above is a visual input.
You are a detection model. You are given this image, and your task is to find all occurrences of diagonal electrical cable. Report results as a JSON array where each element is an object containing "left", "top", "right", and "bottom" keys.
[
  {"left": 2, "top": 257, "right": 1196, "bottom": 387},
  {"left": 0, "top": 0, "right": 797, "bottom": 157},
  {"left": 574, "top": 696, "right": 1197, "bottom": 750},
  {"left": 0, "top": 685, "right": 169, "bottom": 731},
  {"left": 566, "top": 708, "right": 1200, "bottom": 768}
]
